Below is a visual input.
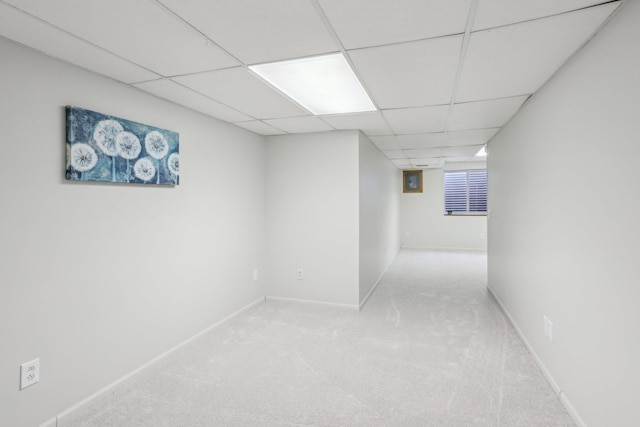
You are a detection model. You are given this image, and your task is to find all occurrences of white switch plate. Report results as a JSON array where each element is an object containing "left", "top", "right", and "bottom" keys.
[
  {"left": 253, "top": 269, "right": 258, "bottom": 282},
  {"left": 20, "top": 358, "right": 40, "bottom": 390}
]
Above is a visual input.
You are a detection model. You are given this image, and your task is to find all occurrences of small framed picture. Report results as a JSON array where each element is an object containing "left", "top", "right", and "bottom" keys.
[{"left": 403, "top": 170, "right": 423, "bottom": 193}]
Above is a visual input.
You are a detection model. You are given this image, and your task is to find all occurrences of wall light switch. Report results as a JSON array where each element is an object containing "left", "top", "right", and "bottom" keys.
[{"left": 253, "top": 269, "right": 258, "bottom": 282}]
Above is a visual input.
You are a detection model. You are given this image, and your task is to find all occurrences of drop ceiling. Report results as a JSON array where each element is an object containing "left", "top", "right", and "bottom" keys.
[{"left": 0, "top": 0, "right": 621, "bottom": 168}]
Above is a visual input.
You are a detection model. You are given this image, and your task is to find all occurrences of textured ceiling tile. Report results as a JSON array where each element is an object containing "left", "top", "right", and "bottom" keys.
[
  {"left": 350, "top": 36, "right": 462, "bottom": 109},
  {"left": 0, "top": 3, "right": 160, "bottom": 83},
  {"left": 321, "top": 112, "right": 393, "bottom": 136},
  {"left": 5, "top": 0, "right": 240, "bottom": 76},
  {"left": 173, "top": 67, "right": 307, "bottom": 120},
  {"left": 448, "top": 96, "right": 529, "bottom": 131},
  {"left": 319, "top": 0, "right": 471, "bottom": 49},
  {"left": 369, "top": 136, "right": 401, "bottom": 151},
  {"left": 457, "top": 4, "right": 619, "bottom": 102},
  {"left": 133, "top": 79, "right": 252, "bottom": 123},
  {"left": 264, "top": 116, "right": 334, "bottom": 134},
  {"left": 472, "top": 0, "right": 617, "bottom": 31},
  {"left": 159, "top": 0, "right": 339, "bottom": 64},
  {"left": 382, "top": 105, "right": 449, "bottom": 135},
  {"left": 234, "top": 120, "right": 287, "bottom": 136}
]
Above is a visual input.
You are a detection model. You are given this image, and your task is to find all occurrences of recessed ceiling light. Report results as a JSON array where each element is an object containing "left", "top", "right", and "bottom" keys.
[
  {"left": 475, "top": 146, "right": 487, "bottom": 157},
  {"left": 249, "top": 53, "right": 376, "bottom": 115}
]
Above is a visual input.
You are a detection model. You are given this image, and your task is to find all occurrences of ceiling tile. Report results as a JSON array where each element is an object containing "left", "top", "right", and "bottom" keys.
[
  {"left": 0, "top": 3, "right": 159, "bottom": 83},
  {"left": 173, "top": 67, "right": 307, "bottom": 120},
  {"left": 391, "top": 159, "right": 413, "bottom": 169},
  {"left": 443, "top": 156, "right": 484, "bottom": 163},
  {"left": 369, "top": 136, "right": 401, "bottom": 151},
  {"left": 382, "top": 150, "right": 407, "bottom": 160},
  {"left": 409, "top": 158, "right": 444, "bottom": 168},
  {"left": 404, "top": 148, "right": 443, "bottom": 159},
  {"left": 473, "top": 0, "right": 617, "bottom": 31},
  {"left": 264, "top": 116, "right": 334, "bottom": 134},
  {"left": 382, "top": 105, "right": 449, "bottom": 135},
  {"left": 349, "top": 36, "right": 463, "bottom": 109},
  {"left": 158, "top": 0, "right": 339, "bottom": 64},
  {"left": 234, "top": 121, "right": 287, "bottom": 136},
  {"left": 442, "top": 145, "right": 483, "bottom": 157},
  {"left": 4, "top": 0, "right": 240, "bottom": 76},
  {"left": 448, "top": 96, "right": 529, "bottom": 131},
  {"left": 134, "top": 79, "right": 252, "bottom": 123},
  {"left": 457, "top": 3, "right": 619, "bottom": 102},
  {"left": 321, "top": 112, "right": 393, "bottom": 136},
  {"left": 318, "top": 0, "right": 471, "bottom": 49},
  {"left": 397, "top": 128, "right": 500, "bottom": 149}
]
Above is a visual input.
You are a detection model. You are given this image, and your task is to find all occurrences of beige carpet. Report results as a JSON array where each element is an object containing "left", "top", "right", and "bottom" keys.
[{"left": 64, "top": 249, "right": 574, "bottom": 426}]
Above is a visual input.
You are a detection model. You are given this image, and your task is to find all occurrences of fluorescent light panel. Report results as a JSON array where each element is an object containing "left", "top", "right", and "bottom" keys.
[{"left": 249, "top": 53, "right": 376, "bottom": 115}]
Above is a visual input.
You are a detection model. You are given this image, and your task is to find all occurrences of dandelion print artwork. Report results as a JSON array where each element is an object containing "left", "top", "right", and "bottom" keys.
[{"left": 66, "top": 106, "right": 179, "bottom": 185}]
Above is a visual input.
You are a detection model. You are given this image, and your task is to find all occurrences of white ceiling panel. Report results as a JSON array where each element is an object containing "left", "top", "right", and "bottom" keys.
[
  {"left": 473, "top": 0, "right": 617, "bottom": 31},
  {"left": 264, "top": 116, "right": 334, "bottom": 134},
  {"left": 369, "top": 136, "right": 401, "bottom": 151},
  {"left": 457, "top": 3, "right": 619, "bottom": 102},
  {"left": 158, "top": 0, "right": 339, "bottom": 64},
  {"left": 234, "top": 121, "right": 287, "bottom": 136},
  {"left": 397, "top": 128, "right": 500, "bottom": 149},
  {"left": 391, "top": 159, "right": 413, "bottom": 169},
  {"left": 382, "top": 105, "right": 449, "bottom": 135},
  {"left": 443, "top": 156, "right": 483, "bottom": 163},
  {"left": 409, "top": 158, "right": 444, "bottom": 168},
  {"left": 382, "top": 150, "right": 407, "bottom": 160},
  {"left": 4, "top": 0, "right": 240, "bottom": 76},
  {"left": 442, "top": 145, "right": 484, "bottom": 157},
  {"left": 396, "top": 134, "right": 445, "bottom": 150},
  {"left": 448, "top": 96, "right": 529, "bottom": 131},
  {"left": 173, "top": 67, "right": 307, "bottom": 120},
  {"left": 318, "top": 0, "right": 471, "bottom": 49},
  {"left": 405, "top": 148, "right": 443, "bottom": 159},
  {"left": 133, "top": 79, "right": 252, "bottom": 123},
  {"left": 349, "top": 36, "right": 463, "bottom": 109},
  {"left": 321, "top": 112, "right": 393, "bottom": 136},
  {"left": 0, "top": 3, "right": 159, "bottom": 83}
]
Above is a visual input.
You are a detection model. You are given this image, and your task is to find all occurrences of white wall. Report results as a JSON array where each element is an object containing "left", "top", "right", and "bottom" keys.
[
  {"left": 266, "top": 131, "right": 360, "bottom": 307},
  {"left": 0, "top": 38, "right": 267, "bottom": 427},
  {"left": 487, "top": 2, "right": 640, "bottom": 425},
  {"left": 400, "top": 164, "right": 487, "bottom": 251},
  {"left": 358, "top": 133, "right": 401, "bottom": 305}
]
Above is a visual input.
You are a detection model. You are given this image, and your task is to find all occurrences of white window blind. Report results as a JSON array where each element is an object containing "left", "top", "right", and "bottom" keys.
[{"left": 444, "top": 170, "right": 487, "bottom": 214}]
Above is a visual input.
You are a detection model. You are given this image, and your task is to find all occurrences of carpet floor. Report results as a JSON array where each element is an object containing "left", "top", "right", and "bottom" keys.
[{"left": 63, "top": 249, "right": 574, "bottom": 426}]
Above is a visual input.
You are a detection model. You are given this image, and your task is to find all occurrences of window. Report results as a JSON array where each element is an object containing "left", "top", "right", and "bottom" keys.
[{"left": 444, "top": 170, "right": 487, "bottom": 214}]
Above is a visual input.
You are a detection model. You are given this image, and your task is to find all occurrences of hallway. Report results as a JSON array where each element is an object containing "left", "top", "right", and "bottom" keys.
[{"left": 64, "top": 250, "right": 573, "bottom": 426}]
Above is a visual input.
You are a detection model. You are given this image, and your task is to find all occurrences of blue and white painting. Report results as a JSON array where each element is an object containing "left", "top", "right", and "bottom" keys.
[{"left": 66, "top": 106, "right": 179, "bottom": 185}]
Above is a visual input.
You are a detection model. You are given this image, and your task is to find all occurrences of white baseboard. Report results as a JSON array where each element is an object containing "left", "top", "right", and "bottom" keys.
[
  {"left": 486, "top": 287, "right": 586, "bottom": 427},
  {"left": 55, "top": 296, "right": 265, "bottom": 426},
  {"left": 265, "top": 295, "right": 359, "bottom": 311},
  {"left": 359, "top": 247, "right": 400, "bottom": 311}
]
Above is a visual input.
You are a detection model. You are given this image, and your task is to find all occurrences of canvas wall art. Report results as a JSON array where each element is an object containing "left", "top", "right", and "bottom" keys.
[{"left": 66, "top": 106, "right": 179, "bottom": 185}]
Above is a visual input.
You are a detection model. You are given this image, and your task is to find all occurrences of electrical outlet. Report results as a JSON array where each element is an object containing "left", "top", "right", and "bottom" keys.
[
  {"left": 20, "top": 358, "right": 40, "bottom": 390},
  {"left": 296, "top": 269, "right": 304, "bottom": 280}
]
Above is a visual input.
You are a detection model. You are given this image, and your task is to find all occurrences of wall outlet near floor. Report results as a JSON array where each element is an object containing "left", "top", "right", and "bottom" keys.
[
  {"left": 296, "top": 269, "right": 304, "bottom": 280},
  {"left": 543, "top": 315, "right": 553, "bottom": 342},
  {"left": 20, "top": 358, "right": 40, "bottom": 390}
]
